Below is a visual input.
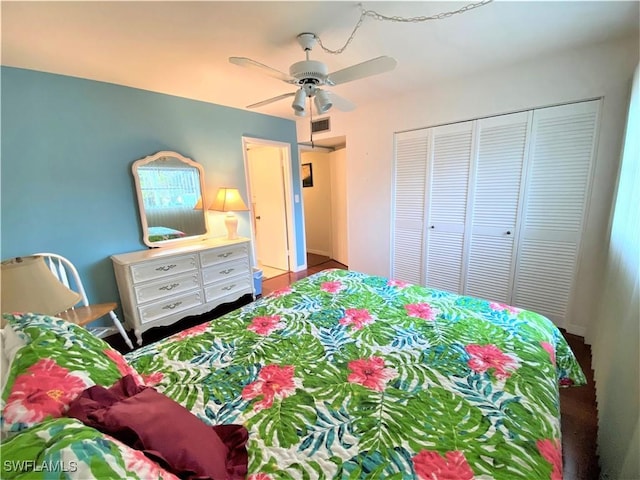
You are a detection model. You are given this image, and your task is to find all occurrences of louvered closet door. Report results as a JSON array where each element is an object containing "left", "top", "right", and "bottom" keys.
[
  {"left": 391, "top": 130, "right": 429, "bottom": 284},
  {"left": 464, "top": 112, "right": 532, "bottom": 303},
  {"left": 425, "top": 121, "right": 474, "bottom": 293},
  {"left": 513, "top": 100, "right": 600, "bottom": 326}
]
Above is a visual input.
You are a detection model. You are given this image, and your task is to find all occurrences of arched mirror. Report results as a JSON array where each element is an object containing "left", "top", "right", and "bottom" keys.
[{"left": 132, "top": 151, "right": 208, "bottom": 247}]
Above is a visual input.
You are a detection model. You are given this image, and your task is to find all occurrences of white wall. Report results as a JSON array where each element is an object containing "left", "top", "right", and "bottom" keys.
[
  {"left": 588, "top": 63, "right": 639, "bottom": 480},
  {"left": 299, "top": 35, "right": 638, "bottom": 336},
  {"left": 330, "top": 147, "right": 348, "bottom": 266},
  {"left": 301, "top": 151, "right": 333, "bottom": 257}
]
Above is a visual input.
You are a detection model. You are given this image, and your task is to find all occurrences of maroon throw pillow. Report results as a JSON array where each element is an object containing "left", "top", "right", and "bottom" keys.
[{"left": 67, "top": 375, "right": 248, "bottom": 480}]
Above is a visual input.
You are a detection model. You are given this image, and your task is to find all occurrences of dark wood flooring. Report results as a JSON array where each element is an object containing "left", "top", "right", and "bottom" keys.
[{"left": 107, "top": 258, "right": 598, "bottom": 479}]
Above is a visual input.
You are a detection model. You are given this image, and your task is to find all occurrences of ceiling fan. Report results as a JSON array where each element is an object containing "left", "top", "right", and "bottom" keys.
[{"left": 229, "top": 33, "right": 397, "bottom": 116}]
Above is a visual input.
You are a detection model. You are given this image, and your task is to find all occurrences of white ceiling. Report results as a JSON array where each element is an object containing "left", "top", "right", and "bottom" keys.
[{"left": 2, "top": 1, "right": 638, "bottom": 122}]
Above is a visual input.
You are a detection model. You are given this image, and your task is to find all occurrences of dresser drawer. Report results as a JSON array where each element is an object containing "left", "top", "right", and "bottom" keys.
[
  {"left": 130, "top": 254, "right": 198, "bottom": 283},
  {"left": 138, "top": 291, "right": 203, "bottom": 325},
  {"left": 200, "top": 244, "right": 248, "bottom": 267},
  {"left": 134, "top": 272, "right": 200, "bottom": 304},
  {"left": 201, "top": 258, "right": 249, "bottom": 285},
  {"left": 204, "top": 277, "right": 252, "bottom": 303}
]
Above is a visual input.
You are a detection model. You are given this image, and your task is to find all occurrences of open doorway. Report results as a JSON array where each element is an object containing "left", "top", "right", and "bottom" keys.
[
  {"left": 243, "top": 138, "right": 296, "bottom": 279},
  {"left": 299, "top": 144, "right": 348, "bottom": 268}
]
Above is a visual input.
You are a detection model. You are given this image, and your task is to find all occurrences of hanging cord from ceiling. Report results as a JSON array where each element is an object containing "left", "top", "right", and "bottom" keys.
[{"left": 316, "top": 0, "right": 494, "bottom": 55}]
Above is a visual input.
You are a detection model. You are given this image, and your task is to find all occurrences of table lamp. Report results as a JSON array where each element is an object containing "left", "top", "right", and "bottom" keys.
[
  {"left": 1, "top": 256, "right": 81, "bottom": 315},
  {"left": 209, "top": 187, "right": 249, "bottom": 240}
]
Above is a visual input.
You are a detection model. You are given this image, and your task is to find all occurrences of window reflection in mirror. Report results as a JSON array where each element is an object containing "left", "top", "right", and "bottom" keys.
[{"left": 132, "top": 151, "right": 208, "bottom": 247}]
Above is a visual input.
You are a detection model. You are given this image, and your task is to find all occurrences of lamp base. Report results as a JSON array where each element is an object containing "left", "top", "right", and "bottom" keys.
[{"left": 224, "top": 212, "right": 239, "bottom": 240}]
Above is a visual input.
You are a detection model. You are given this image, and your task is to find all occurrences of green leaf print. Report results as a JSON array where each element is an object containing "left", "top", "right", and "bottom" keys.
[
  {"left": 247, "top": 390, "right": 317, "bottom": 448},
  {"left": 350, "top": 387, "right": 426, "bottom": 453},
  {"left": 155, "top": 368, "right": 210, "bottom": 411},
  {"left": 405, "top": 387, "right": 491, "bottom": 453}
]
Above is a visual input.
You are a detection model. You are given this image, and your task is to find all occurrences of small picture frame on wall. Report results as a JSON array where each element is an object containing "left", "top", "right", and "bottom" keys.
[{"left": 302, "top": 163, "right": 313, "bottom": 188}]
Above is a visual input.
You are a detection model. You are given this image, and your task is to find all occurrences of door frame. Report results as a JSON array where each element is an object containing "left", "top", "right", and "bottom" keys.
[{"left": 242, "top": 136, "right": 298, "bottom": 272}]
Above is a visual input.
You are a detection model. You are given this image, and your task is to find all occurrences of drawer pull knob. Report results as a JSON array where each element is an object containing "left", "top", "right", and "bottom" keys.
[
  {"left": 218, "top": 252, "right": 232, "bottom": 258},
  {"left": 159, "top": 283, "right": 179, "bottom": 291},
  {"left": 156, "top": 264, "right": 177, "bottom": 272},
  {"left": 222, "top": 284, "right": 236, "bottom": 291},
  {"left": 162, "top": 301, "right": 183, "bottom": 310},
  {"left": 220, "top": 268, "right": 234, "bottom": 275}
]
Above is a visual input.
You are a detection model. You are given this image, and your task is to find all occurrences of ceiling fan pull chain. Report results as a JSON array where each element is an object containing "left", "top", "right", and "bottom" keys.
[{"left": 317, "top": 0, "right": 493, "bottom": 55}]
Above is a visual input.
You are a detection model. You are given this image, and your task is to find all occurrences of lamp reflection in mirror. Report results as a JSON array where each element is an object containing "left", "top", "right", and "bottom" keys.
[
  {"left": 1, "top": 256, "right": 81, "bottom": 315},
  {"left": 209, "top": 188, "right": 249, "bottom": 240}
]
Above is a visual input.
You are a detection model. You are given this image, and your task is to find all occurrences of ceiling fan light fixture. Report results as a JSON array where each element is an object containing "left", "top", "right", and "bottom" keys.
[
  {"left": 314, "top": 89, "right": 332, "bottom": 114},
  {"left": 292, "top": 88, "right": 306, "bottom": 113}
]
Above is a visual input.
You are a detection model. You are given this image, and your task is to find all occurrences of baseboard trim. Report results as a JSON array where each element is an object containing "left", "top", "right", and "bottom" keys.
[
  {"left": 566, "top": 323, "right": 587, "bottom": 338},
  {"left": 307, "top": 249, "right": 331, "bottom": 257}
]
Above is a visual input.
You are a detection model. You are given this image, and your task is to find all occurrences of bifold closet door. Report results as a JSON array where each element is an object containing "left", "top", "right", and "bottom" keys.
[
  {"left": 391, "top": 130, "right": 429, "bottom": 284},
  {"left": 513, "top": 100, "right": 600, "bottom": 325},
  {"left": 464, "top": 112, "right": 532, "bottom": 303},
  {"left": 424, "top": 121, "right": 474, "bottom": 293}
]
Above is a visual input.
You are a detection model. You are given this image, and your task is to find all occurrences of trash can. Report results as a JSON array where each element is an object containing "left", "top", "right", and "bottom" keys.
[{"left": 253, "top": 268, "right": 263, "bottom": 296}]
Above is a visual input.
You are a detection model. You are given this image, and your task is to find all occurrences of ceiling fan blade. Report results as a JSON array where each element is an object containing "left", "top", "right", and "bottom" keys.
[
  {"left": 229, "top": 57, "right": 296, "bottom": 83},
  {"left": 327, "top": 91, "right": 356, "bottom": 112},
  {"left": 327, "top": 56, "right": 397, "bottom": 86},
  {"left": 246, "top": 92, "right": 296, "bottom": 109}
]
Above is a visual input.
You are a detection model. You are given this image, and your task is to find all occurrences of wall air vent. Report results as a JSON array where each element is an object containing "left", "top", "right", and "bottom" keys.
[{"left": 311, "top": 117, "right": 330, "bottom": 134}]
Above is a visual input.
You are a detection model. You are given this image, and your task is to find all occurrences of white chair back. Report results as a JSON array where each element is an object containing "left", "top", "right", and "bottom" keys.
[{"left": 34, "top": 253, "right": 89, "bottom": 308}]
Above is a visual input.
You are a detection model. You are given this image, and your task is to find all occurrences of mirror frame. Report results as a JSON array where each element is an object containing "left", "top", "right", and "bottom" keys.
[{"left": 132, "top": 151, "right": 209, "bottom": 248}]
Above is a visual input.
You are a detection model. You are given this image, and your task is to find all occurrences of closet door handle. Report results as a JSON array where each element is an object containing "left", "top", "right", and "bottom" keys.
[
  {"left": 430, "top": 225, "right": 435, "bottom": 229},
  {"left": 506, "top": 231, "right": 511, "bottom": 235}
]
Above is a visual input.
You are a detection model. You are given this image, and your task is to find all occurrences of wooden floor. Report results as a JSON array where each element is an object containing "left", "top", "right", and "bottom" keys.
[{"left": 108, "top": 258, "right": 599, "bottom": 479}]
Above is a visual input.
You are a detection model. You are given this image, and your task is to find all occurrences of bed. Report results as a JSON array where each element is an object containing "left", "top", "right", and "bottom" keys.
[{"left": 1, "top": 269, "right": 585, "bottom": 479}]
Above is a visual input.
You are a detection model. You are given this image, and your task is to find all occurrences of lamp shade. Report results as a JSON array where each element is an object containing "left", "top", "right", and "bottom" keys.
[
  {"left": 1, "top": 256, "right": 81, "bottom": 315},
  {"left": 209, "top": 188, "right": 249, "bottom": 212}
]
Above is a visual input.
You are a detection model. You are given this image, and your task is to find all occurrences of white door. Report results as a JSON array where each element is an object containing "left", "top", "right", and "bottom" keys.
[
  {"left": 391, "top": 130, "right": 429, "bottom": 284},
  {"left": 247, "top": 146, "right": 289, "bottom": 271},
  {"left": 425, "top": 121, "right": 474, "bottom": 293},
  {"left": 513, "top": 100, "right": 600, "bottom": 325},
  {"left": 329, "top": 148, "right": 349, "bottom": 266},
  {"left": 464, "top": 111, "right": 532, "bottom": 303}
]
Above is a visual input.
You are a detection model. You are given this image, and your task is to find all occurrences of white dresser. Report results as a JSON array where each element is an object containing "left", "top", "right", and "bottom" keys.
[{"left": 111, "top": 237, "right": 253, "bottom": 345}]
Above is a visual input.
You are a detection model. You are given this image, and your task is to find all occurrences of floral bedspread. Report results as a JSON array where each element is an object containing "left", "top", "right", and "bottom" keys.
[{"left": 127, "top": 269, "right": 586, "bottom": 480}]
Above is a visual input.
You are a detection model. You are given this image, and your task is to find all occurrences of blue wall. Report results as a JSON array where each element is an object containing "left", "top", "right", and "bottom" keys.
[{"left": 1, "top": 67, "right": 305, "bottom": 320}]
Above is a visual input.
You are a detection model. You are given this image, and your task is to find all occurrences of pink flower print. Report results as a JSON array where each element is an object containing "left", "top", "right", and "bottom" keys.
[
  {"left": 412, "top": 450, "right": 474, "bottom": 480},
  {"left": 248, "top": 315, "right": 284, "bottom": 336},
  {"left": 241, "top": 365, "right": 297, "bottom": 411},
  {"left": 104, "top": 349, "right": 142, "bottom": 383},
  {"left": 248, "top": 475, "right": 272, "bottom": 480},
  {"left": 3, "top": 358, "right": 89, "bottom": 424},
  {"left": 489, "top": 302, "right": 520, "bottom": 314},
  {"left": 347, "top": 356, "right": 397, "bottom": 392},
  {"left": 142, "top": 371, "right": 164, "bottom": 387},
  {"left": 270, "top": 286, "right": 291, "bottom": 298},
  {"left": 125, "top": 446, "right": 179, "bottom": 479},
  {"left": 321, "top": 281, "right": 344, "bottom": 294},
  {"left": 175, "top": 322, "right": 209, "bottom": 339},
  {"left": 405, "top": 302, "right": 438, "bottom": 320},
  {"left": 388, "top": 279, "right": 409, "bottom": 288},
  {"left": 465, "top": 344, "right": 519, "bottom": 380},
  {"left": 339, "top": 308, "right": 373, "bottom": 330},
  {"left": 537, "top": 438, "right": 563, "bottom": 480},
  {"left": 540, "top": 341, "right": 556, "bottom": 366}
]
